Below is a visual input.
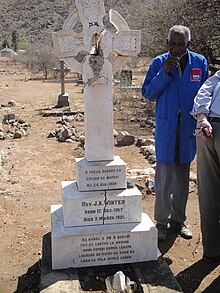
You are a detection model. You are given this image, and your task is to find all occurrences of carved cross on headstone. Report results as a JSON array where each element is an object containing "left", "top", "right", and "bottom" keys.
[{"left": 52, "top": 0, "right": 141, "bottom": 161}]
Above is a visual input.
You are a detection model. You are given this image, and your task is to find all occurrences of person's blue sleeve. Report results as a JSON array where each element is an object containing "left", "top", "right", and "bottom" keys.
[{"left": 141, "top": 59, "right": 172, "bottom": 101}]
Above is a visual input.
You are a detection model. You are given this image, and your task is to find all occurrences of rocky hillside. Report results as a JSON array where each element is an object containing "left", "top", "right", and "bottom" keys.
[
  {"left": 1, "top": 0, "right": 217, "bottom": 61},
  {"left": 0, "top": 0, "right": 138, "bottom": 46},
  {"left": 0, "top": 0, "right": 74, "bottom": 45}
]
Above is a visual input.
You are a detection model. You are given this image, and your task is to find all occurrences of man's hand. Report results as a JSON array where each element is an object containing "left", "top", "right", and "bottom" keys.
[
  {"left": 163, "top": 56, "right": 179, "bottom": 75},
  {"left": 196, "top": 118, "right": 213, "bottom": 141}
]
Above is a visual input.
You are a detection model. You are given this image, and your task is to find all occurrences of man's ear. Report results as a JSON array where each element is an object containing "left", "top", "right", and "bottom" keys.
[
  {"left": 187, "top": 41, "right": 191, "bottom": 48},
  {"left": 166, "top": 39, "right": 169, "bottom": 46}
]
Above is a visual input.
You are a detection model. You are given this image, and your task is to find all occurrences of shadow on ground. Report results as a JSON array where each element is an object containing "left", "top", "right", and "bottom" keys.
[
  {"left": 15, "top": 261, "right": 41, "bottom": 293},
  {"left": 158, "top": 229, "right": 220, "bottom": 292},
  {"left": 176, "top": 260, "right": 220, "bottom": 293},
  {"left": 158, "top": 227, "right": 178, "bottom": 256}
]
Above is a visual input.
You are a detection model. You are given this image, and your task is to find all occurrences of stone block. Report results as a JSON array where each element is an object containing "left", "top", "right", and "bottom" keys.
[
  {"left": 51, "top": 205, "right": 158, "bottom": 269},
  {"left": 81, "top": 68, "right": 115, "bottom": 161},
  {"left": 76, "top": 156, "right": 127, "bottom": 192},
  {"left": 116, "top": 131, "right": 135, "bottom": 146},
  {"left": 40, "top": 234, "right": 182, "bottom": 293},
  {"left": 57, "top": 94, "right": 69, "bottom": 107},
  {"left": 61, "top": 179, "right": 142, "bottom": 227},
  {"left": 4, "top": 113, "right": 15, "bottom": 122}
]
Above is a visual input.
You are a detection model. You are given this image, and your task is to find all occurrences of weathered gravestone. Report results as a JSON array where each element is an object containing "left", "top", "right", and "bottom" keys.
[
  {"left": 51, "top": 0, "right": 157, "bottom": 269},
  {"left": 120, "top": 70, "right": 133, "bottom": 86},
  {"left": 54, "top": 59, "right": 70, "bottom": 107}
]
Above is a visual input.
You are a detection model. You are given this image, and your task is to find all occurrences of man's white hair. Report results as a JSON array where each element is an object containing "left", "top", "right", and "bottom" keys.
[{"left": 168, "top": 25, "right": 191, "bottom": 43}]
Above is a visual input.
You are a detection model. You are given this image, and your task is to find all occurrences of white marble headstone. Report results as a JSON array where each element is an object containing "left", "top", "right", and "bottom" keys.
[{"left": 50, "top": 0, "right": 157, "bottom": 272}]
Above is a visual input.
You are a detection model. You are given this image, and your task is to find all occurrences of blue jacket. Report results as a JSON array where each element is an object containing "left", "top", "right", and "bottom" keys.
[{"left": 142, "top": 51, "right": 209, "bottom": 163}]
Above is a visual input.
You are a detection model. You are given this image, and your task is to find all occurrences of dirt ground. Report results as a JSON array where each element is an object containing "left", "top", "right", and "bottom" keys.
[{"left": 0, "top": 60, "right": 220, "bottom": 293}]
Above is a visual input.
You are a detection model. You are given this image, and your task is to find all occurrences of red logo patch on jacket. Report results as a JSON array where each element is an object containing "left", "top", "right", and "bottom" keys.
[{"left": 190, "top": 68, "right": 201, "bottom": 81}]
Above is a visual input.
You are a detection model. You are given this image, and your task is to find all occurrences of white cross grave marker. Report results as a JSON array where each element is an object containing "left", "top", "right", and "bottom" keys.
[
  {"left": 52, "top": 0, "right": 141, "bottom": 161},
  {"left": 54, "top": 59, "right": 70, "bottom": 107},
  {"left": 54, "top": 59, "right": 70, "bottom": 96}
]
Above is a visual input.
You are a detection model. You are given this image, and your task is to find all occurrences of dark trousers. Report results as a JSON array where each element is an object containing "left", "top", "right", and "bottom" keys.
[
  {"left": 154, "top": 162, "right": 190, "bottom": 225},
  {"left": 197, "top": 121, "right": 220, "bottom": 257},
  {"left": 154, "top": 116, "right": 190, "bottom": 225}
]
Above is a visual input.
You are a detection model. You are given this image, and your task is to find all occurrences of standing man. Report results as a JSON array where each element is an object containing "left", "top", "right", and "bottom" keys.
[
  {"left": 192, "top": 71, "right": 220, "bottom": 263},
  {"left": 141, "top": 25, "right": 209, "bottom": 241}
]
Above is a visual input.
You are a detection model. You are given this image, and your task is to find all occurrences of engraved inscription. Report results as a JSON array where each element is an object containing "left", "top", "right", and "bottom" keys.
[
  {"left": 81, "top": 198, "right": 126, "bottom": 223},
  {"left": 78, "top": 234, "right": 135, "bottom": 263},
  {"left": 83, "top": 167, "right": 123, "bottom": 189}
]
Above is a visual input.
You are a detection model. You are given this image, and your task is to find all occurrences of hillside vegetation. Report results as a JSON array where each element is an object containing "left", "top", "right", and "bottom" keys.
[
  {"left": 0, "top": 0, "right": 73, "bottom": 45},
  {"left": 0, "top": 0, "right": 137, "bottom": 46},
  {"left": 0, "top": 0, "right": 219, "bottom": 61}
]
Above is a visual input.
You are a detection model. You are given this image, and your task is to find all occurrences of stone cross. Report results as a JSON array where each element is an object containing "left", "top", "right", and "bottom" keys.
[
  {"left": 54, "top": 59, "right": 70, "bottom": 107},
  {"left": 54, "top": 59, "right": 70, "bottom": 96},
  {"left": 52, "top": 0, "right": 141, "bottom": 161}
]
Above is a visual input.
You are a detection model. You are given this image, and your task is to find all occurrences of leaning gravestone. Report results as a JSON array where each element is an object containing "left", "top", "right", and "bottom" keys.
[{"left": 51, "top": 0, "right": 157, "bottom": 269}]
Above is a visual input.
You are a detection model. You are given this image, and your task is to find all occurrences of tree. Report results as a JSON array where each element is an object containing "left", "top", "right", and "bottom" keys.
[
  {"left": 2, "top": 38, "right": 10, "bottom": 49},
  {"left": 18, "top": 36, "right": 30, "bottom": 50},
  {"left": 21, "top": 44, "right": 58, "bottom": 79},
  {"left": 11, "top": 30, "right": 19, "bottom": 52},
  {"left": 135, "top": 0, "right": 188, "bottom": 57},
  {"left": 136, "top": 0, "right": 219, "bottom": 61},
  {"left": 183, "top": 0, "right": 220, "bottom": 63}
]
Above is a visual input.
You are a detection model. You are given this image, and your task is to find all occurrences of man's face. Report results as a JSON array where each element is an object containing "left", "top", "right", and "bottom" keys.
[{"left": 168, "top": 33, "right": 189, "bottom": 58}]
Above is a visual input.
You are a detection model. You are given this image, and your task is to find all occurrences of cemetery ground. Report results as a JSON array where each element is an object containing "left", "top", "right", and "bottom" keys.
[{"left": 0, "top": 61, "right": 220, "bottom": 293}]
